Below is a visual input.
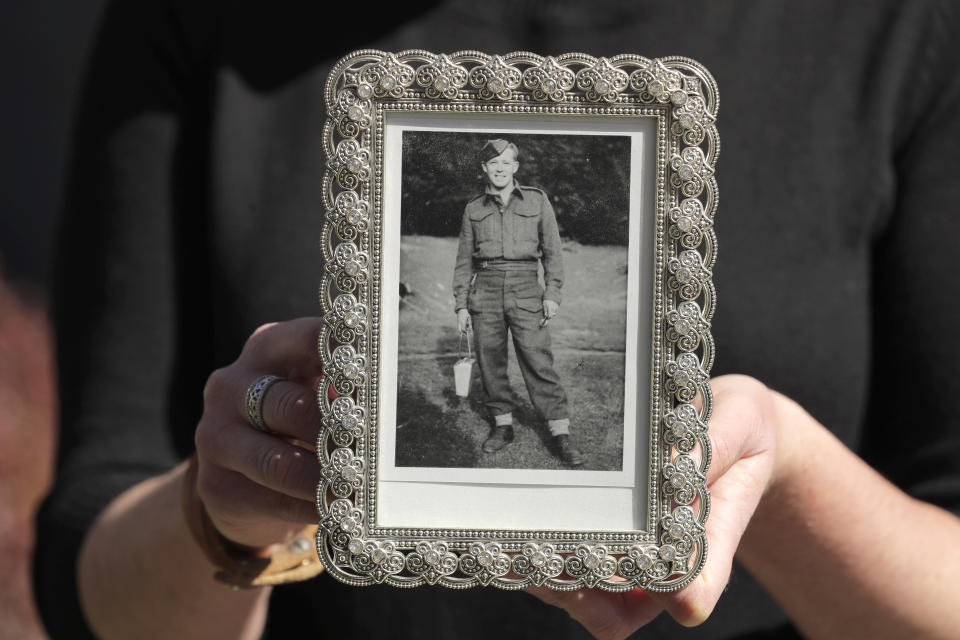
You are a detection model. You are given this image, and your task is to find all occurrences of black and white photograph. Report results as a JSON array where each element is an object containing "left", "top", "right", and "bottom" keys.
[{"left": 377, "top": 114, "right": 656, "bottom": 496}]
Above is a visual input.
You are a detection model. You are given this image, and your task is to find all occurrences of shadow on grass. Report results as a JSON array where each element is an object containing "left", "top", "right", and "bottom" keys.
[
  {"left": 394, "top": 332, "right": 489, "bottom": 468},
  {"left": 394, "top": 384, "right": 481, "bottom": 468},
  {"left": 395, "top": 326, "right": 628, "bottom": 470}
]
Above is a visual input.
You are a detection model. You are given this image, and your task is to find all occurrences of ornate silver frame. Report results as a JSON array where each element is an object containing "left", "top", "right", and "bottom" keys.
[{"left": 317, "top": 50, "right": 718, "bottom": 592}]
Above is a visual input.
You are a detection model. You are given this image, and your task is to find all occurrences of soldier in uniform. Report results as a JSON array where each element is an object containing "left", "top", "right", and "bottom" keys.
[{"left": 453, "top": 138, "right": 585, "bottom": 467}]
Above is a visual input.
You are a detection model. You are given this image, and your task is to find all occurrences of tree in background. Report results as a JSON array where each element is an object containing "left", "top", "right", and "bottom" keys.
[{"left": 401, "top": 131, "right": 631, "bottom": 246}]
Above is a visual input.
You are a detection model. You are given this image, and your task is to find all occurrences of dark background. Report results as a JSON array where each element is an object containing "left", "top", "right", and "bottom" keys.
[
  {"left": 1, "top": 0, "right": 106, "bottom": 290},
  {"left": 401, "top": 130, "right": 631, "bottom": 244},
  {"left": 1, "top": 3, "right": 105, "bottom": 638}
]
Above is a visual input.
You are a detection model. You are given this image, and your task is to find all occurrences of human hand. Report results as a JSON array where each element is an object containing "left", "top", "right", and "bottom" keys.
[
  {"left": 529, "top": 374, "right": 779, "bottom": 638},
  {"left": 194, "top": 318, "right": 325, "bottom": 549},
  {"left": 543, "top": 299, "right": 559, "bottom": 320},
  {"left": 457, "top": 309, "right": 472, "bottom": 333}
]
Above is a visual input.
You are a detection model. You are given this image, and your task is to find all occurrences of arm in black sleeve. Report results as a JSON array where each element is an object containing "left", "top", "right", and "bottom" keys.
[
  {"left": 861, "top": 0, "right": 960, "bottom": 517},
  {"left": 33, "top": 0, "right": 209, "bottom": 636}
]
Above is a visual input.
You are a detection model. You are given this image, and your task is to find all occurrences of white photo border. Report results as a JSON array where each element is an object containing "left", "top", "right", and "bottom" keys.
[
  {"left": 379, "top": 115, "right": 649, "bottom": 487},
  {"left": 317, "top": 50, "right": 718, "bottom": 593},
  {"left": 376, "top": 114, "right": 652, "bottom": 535}
]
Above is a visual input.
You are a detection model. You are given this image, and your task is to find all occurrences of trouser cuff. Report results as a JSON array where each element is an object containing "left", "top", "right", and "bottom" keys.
[
  {"left": 547, "top": 418, "right": 570, "bottom": 436},
  {"left": 493, "top": 413, "right": 514, "bottom": 426}
]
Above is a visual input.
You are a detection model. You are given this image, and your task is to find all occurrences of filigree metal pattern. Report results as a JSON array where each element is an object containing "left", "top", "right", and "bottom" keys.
[
  {"left": 576, "top": 58, "right": 630, "bottom": 103},
  {"left": 327, "top": 190, "right": 370, "bottom": 242},
  {"left": 669, "top": 198, "right": 710, "bottom": 250},
  {"left": 328, "top": 139, "right": 371, "bottom": 190},
  {"left": 665, "top": 352, "right": 709, "bottom": 404},
  {"left": 667, "top": 249, "right": 712, "bottom": 302},
  {"left": 318, "top": 50, "right": 718, "bottom": 593},
  {"left": 672, "top": 93, "right": 714, "bottom": 146},
  {"left": 564, "top": 545, "right": 619, "bottom": 587},
  {"left": 468, "top": 55, "right": 522, "bottom": 100},
  {"left": 618, "top": 545, "right": 671, "bottom": 587},
  {"left": 660, "top": 506, "right": 704, "bottom": 564},
  {"left": 666, "top": 300, "right": 709, "bottom": 352},
  {"left": 325, "top": 293, "right": 368, "bottom": 344},
  {"left": 670, "top": 146, "right": 714, "bottom": 198},
  {"left": 662, "top": 403, "right": 707, "bottom": 454},
  {"left": 323, "top": 242, "right": 369, "bottom": 294},
  {"left": 332, "top": 89, "right": 372, "bottom": 138},
  {"left": 353, "top": 53, "right": 415, "bottom": 99},
  {"left": 321, "top": 448, "right": 365, "bottom": 498},
  {"left": 320, "top": 498, "right": 364, "bottom": 551},
  {"left": 522, "top": 56, "right": 576, "bottom": 102},
  {"left": 351, "top": 540, "right": 406, "bottom": 584},
  {"left": 459, "top": 542, "right": 512, "bottom": 585},
  {"left": 320, "top": 395, "right": 366, "bottom": 447},
  {"left": 322, "top": 345, "right": 367, "bottom": 396},
  {"left": 512, "top": 542, "right": 565, "bottom": 586},
  {"left": 415, "top": 54, "right": 469, "bottom": 99},
  {"left": 405, "top": 541, "right": 460, "bottom": 585},
  {"left": 630, "top": 60, "right": 687, "bottom": 106},
  {"left": 662, "top": 454, "right": 704, "bottom": 505}
]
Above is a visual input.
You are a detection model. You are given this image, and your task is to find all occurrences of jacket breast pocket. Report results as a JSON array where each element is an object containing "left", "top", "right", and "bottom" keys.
[
  {"left": 513, "top": 209, "right": 541, "bottom": 256},
  {"left": 470, "top": 210, "right": 499, "bottom": 252}
]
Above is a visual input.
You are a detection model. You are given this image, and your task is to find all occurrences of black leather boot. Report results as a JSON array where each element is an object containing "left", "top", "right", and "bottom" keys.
[
  {"left": 554, "top": 434, "right": 585, "bottom": 467},
  {"left": 482, "top": 424, "right": 514, "bottom": 453}
]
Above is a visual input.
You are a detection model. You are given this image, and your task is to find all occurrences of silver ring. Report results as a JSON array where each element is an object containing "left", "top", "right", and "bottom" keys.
[{"left": 245, "top": 374, "right": 283, "bottom": 433}]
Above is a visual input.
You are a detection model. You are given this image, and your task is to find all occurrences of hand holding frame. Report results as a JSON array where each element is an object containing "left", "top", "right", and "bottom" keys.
[
  {"left": 530, "top": 374, "right": 777, "bottom": 636},
  {"left": 194, "top": 318, "right": 326, "bottom": 549}
]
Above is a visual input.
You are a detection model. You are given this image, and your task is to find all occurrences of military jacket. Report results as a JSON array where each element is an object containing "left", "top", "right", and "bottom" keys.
[{"left": 453, "top": 182, "right": 563, "bottom": 310}]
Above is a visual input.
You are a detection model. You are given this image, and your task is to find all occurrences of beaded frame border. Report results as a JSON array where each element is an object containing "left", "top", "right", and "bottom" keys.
[{"left": 317, "top": 50, "right": 717, "bottom": 592}]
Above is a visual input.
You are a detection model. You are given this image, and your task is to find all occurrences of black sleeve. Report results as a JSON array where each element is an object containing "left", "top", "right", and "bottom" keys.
[
  {"left": 33, "top": 0, "right": 211, "bottom": 636},
  {"left": 862, "top": 0, "right": 960, "bottom": 516}
]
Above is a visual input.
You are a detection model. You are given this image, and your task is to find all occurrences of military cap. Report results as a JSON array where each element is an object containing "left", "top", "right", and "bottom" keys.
[{"left": 480, "top": 139, "right": 519, "bottom": 162}]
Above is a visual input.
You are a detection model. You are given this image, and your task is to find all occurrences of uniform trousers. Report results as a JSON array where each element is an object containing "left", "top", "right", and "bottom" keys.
[{"left": 467, "top": 268, "right": 569, "bottom": 432}]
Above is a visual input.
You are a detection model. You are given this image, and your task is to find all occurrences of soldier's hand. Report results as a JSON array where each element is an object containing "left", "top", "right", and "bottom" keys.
[
  {"left": 457, "top": 309, "right": 471, "bottom": 333},
  {"left": 543, "top": 299, "right": 559, "bottom": 320}
]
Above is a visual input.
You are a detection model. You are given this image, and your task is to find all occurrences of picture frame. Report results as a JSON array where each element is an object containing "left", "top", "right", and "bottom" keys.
[{"left": 317, "top": 49, "right": 718, "bottom": 592}]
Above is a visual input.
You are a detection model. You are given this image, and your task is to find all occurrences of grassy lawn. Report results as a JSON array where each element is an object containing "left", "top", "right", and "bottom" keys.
[{"left": 395, "top": 235, "right": 627, "bottom": 471}]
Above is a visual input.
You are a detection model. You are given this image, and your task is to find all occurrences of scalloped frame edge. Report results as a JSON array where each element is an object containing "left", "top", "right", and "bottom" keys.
[{"left": 315, "top": 49, "right": 718, "bottom": 593}]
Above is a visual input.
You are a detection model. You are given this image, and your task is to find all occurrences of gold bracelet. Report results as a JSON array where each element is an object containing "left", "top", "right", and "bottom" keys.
[{"left": 181, "top": 455, "right": 324, "bottom": 588}]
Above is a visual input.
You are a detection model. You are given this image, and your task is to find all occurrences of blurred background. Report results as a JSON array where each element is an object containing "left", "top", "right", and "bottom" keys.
[{"left": 1, "top": 2, "right": 105, "bottom": 637}]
